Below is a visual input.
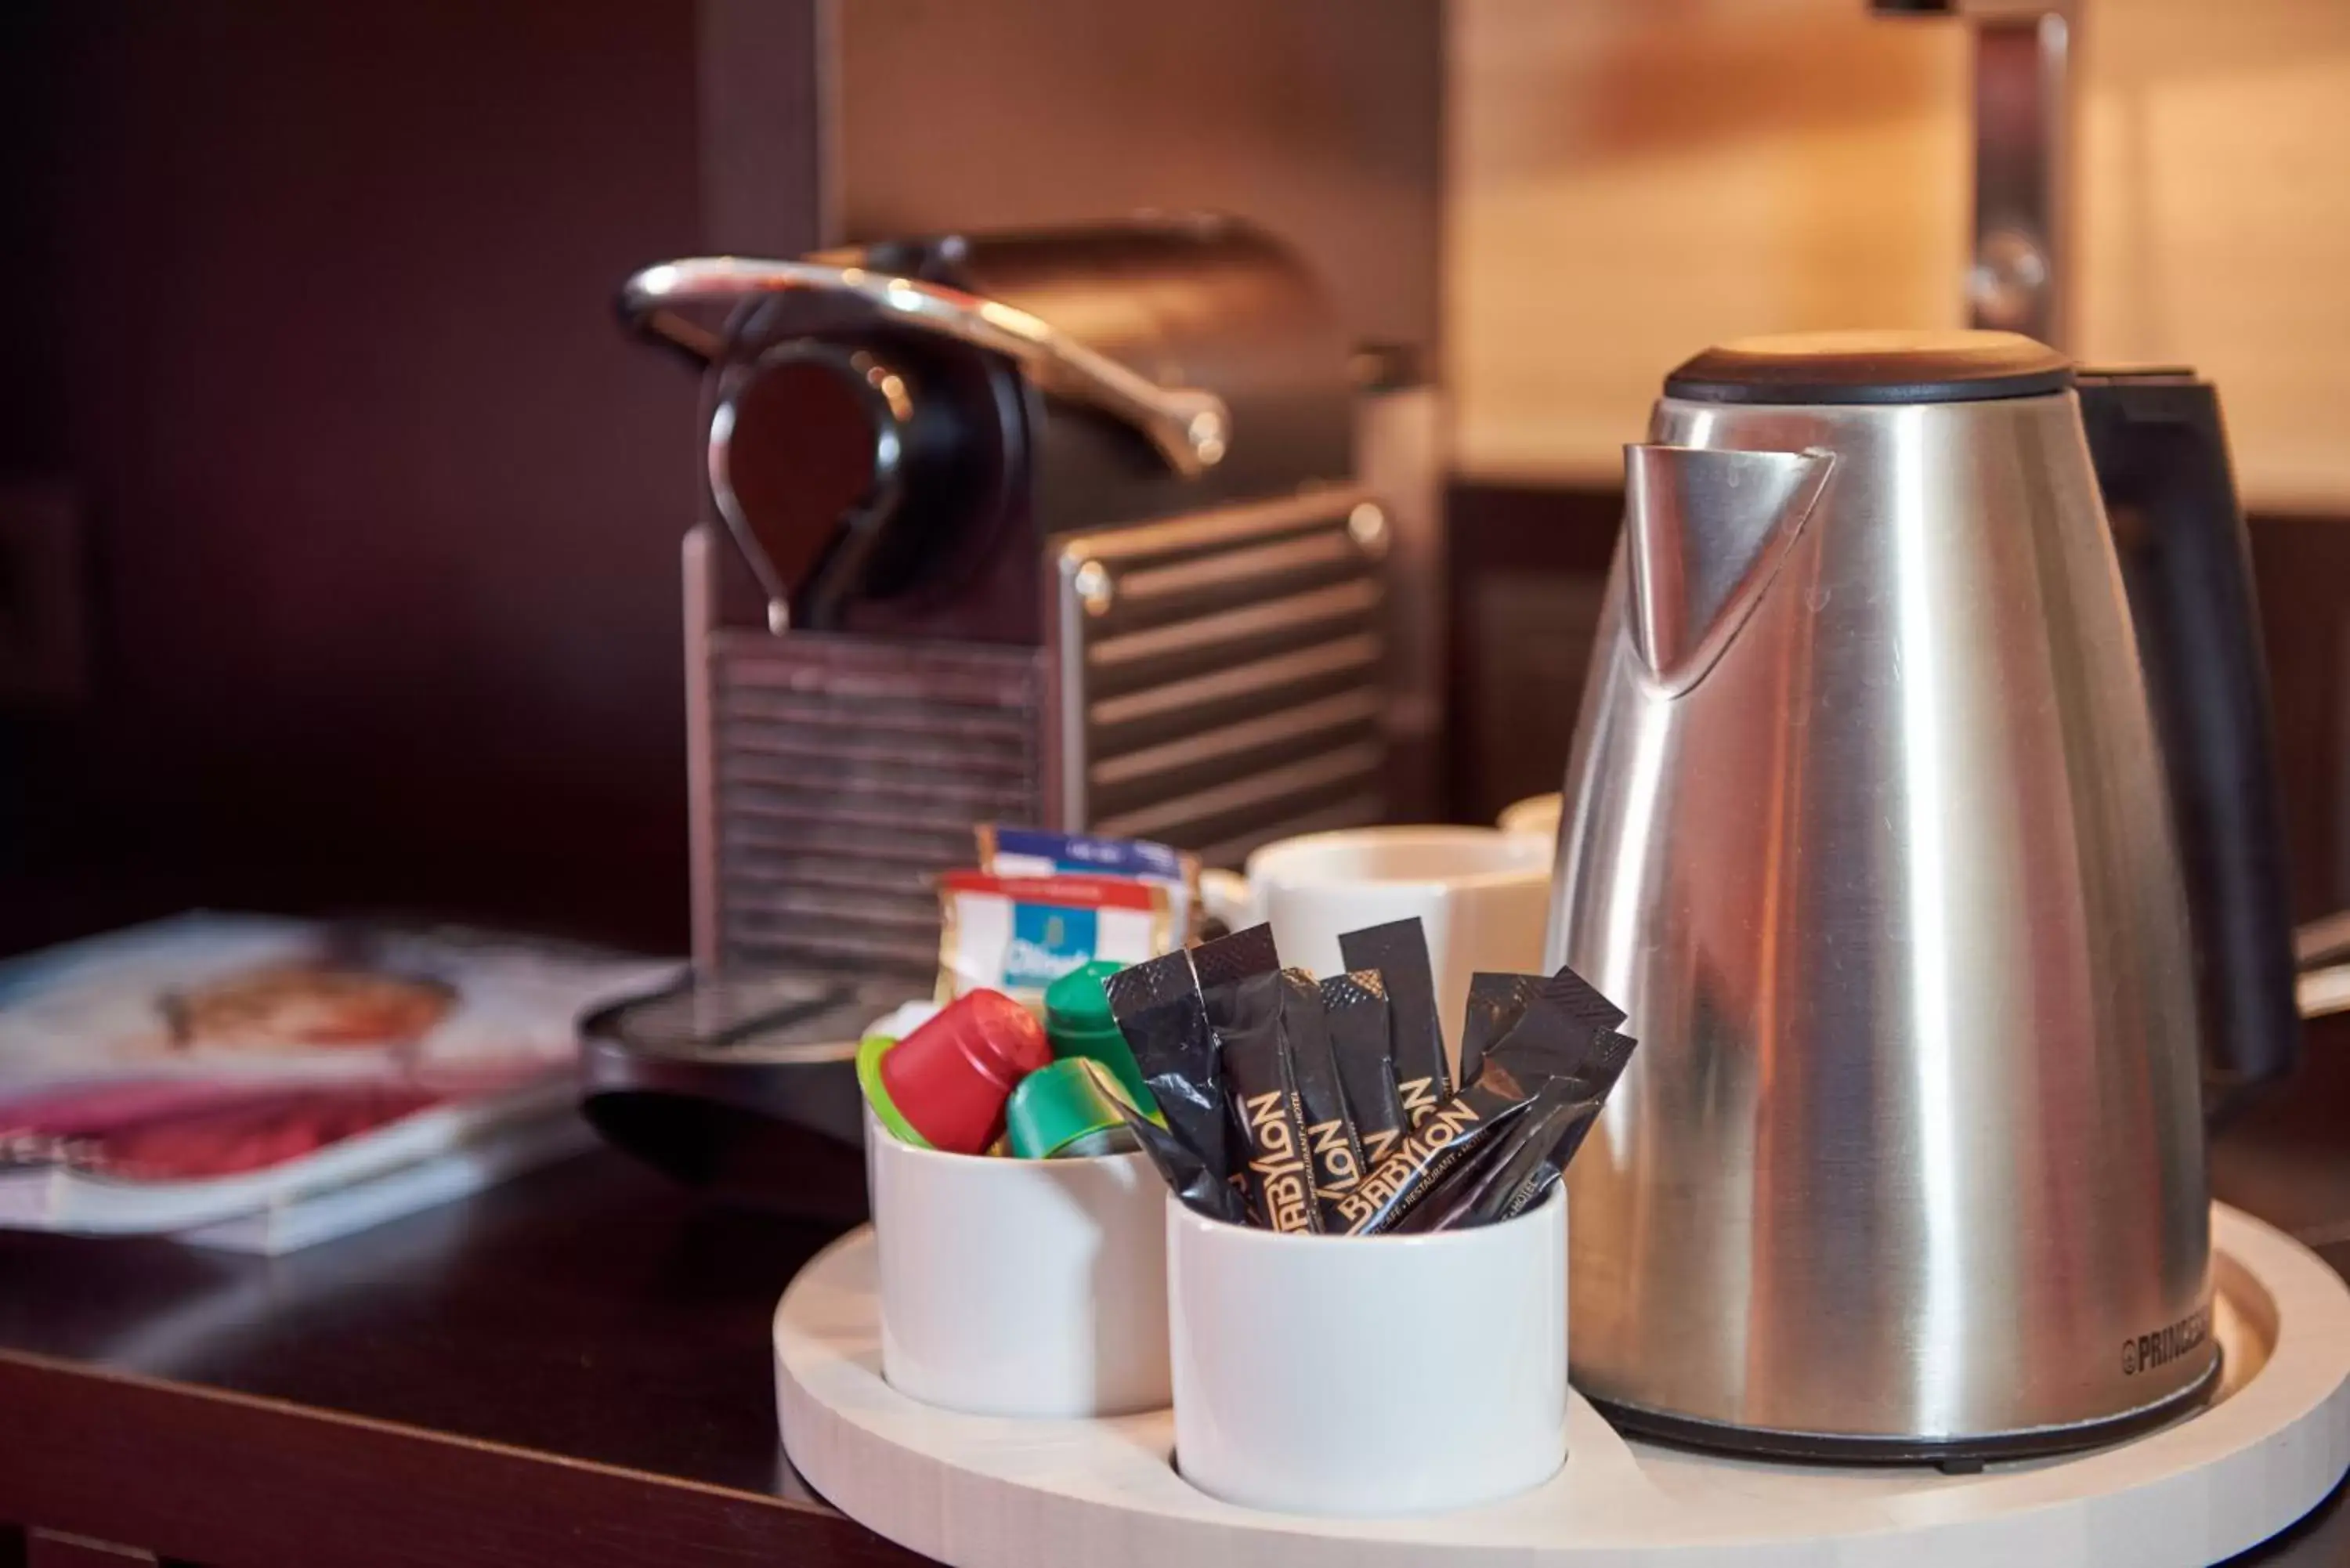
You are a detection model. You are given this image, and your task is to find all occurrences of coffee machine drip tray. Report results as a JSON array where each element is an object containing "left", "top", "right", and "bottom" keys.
[{"left": 771, "top": 1203, "right": 2350, "bottom": 1568}]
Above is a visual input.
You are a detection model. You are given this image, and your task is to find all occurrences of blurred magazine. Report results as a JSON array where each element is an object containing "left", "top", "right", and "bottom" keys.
[{"left": 0, "top": 913, "right": 678, "bottom": 1250}]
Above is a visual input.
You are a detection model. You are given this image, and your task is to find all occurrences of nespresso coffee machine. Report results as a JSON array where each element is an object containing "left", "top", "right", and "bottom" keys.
[
  {"left": 588, "top": 219, "right": 1405, "bottom": 1205},
  {"left": 619, "top": 217, "right": 1393, "bottom": 983}
]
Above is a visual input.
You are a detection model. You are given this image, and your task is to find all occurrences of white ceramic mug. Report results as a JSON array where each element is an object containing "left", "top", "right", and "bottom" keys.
[
  {"left": 1167, "top": 1188, "right": 1569, "bottom": 1516},
  {"left": 868, "top": 1120, "right": 1170, "bottom": 1418},
  {"left": 1201, "top": 826, "right": 1550, "bottom": 1057},
  {"left": 1498, "top": 791, "right": 1564, "bottom": 849}
]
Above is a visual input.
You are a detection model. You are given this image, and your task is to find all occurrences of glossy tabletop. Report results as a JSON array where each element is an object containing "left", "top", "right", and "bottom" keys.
[{"left": 3, "top": 1019, "right": 2350, "bottom": 1566}]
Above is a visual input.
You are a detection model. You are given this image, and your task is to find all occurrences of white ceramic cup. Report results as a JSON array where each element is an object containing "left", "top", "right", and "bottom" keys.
[
  {"left": 860, "top": 1002, "right": 942, "bottom": 1214},
  {"left": 1201, "top": 825, "right": 1550, "bottom": 1057},
  {"left": 1168, "top": 1187, "right": 1568, "bottom": 1516},
  {"left": 1498, "top": 791, "right": 1564, "bottom": 848},
  {"left": 868, "top": 1120, "right": 1171, "bottom": 1418}
]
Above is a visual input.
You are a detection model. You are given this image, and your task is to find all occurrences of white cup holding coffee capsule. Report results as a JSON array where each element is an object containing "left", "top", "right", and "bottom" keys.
[
  {"left": 866, "top": 1112, "right": 1171, "bottom": 1418},
  {"left": 1198, "top": 826, "right": 1549, "bottom": 1057},
  {"left": 859, "top": 1000, "right": 943, "bottom": 1216},
  {"left": 1166, "top": 1186, "right": 1568, "bottom": 1516}
]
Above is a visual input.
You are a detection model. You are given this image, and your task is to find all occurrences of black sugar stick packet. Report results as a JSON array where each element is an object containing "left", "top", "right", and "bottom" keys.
[
  {"left": 1457, "top": 971, "right": 1547, "bottom": 1090},
  {"left": 1400, "top": 1026, "right": 1639, "bottom": 1232},
  {"left": 1279, "top": 967, "right": 1367, "bottom": 1230},
  {"left": 1320, "top": 970, "right": 1409, "bottom": 1170},
  {"left": 1390, "top": 1070, "right": 1607, "bottom": 1234},
  {"left": 1334, "top": 967, "right": 1636, "bottom": 1235},
  {"left": 1208, "top": 967, "right": 1321, "bottom": 1233},
  {"left": 1339, "top": 919, "right": 1449, "bottom": 1127},
  {"left": 1104, "top": 923, "right": 1278, "bottom": 1223},
  {"left": 1390, "top": 1079, "right": 1574, "bottom": 1234},
  {"left": 1547, "top": 966, "right": 1628, "bottom": 1036},
  {"left": 1191, "top": 920, "right": 1282, "bottom": 991}
]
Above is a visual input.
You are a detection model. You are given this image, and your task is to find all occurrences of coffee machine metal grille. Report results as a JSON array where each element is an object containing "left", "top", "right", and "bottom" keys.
[
  {"left": 685, "top": 486, "right": 1390, "bottom": 976},
  {"left": 686, "top": 529, "right": 1048, "bottom": 977},
  {"left": 1048, "top": 486, "right": 1390, "bottom": 870}
]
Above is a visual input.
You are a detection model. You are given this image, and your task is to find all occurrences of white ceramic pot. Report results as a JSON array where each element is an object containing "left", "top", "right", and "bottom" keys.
[
  {"left": 1167, "top": 1187, "right": 1568, "bottom": 1516},
  {"left": 1198, "top": 825, "right": 1549, "bottom": 1058},
  {"left": 868, "top": 1122, "right": 1170, "bottom": 1418}
]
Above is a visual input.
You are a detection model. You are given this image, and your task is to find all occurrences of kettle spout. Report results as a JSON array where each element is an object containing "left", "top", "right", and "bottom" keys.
[{"left": 1621, "top": 443, "right": 1833, "bottom": 693}]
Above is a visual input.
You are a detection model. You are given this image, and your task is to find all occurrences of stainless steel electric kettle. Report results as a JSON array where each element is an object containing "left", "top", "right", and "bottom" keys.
[{"left": 1546, "top": 330, "right": 2300, "bottom": 1463}]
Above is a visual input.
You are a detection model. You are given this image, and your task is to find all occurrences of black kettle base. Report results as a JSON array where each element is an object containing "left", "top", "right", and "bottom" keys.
[{"left": 1588, "top": 1352, "right": 2222, "bottom": 1473}]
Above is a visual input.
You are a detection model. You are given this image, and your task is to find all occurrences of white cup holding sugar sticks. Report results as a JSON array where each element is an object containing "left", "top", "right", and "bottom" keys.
[{"left": 1166, "top": 1184, "right": 1570, "bottom": 1516}]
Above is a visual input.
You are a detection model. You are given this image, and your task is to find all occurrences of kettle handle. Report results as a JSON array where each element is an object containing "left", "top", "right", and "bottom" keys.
[{"left": 2079, "top": 370, "right": 2301, "bottom": 1122}]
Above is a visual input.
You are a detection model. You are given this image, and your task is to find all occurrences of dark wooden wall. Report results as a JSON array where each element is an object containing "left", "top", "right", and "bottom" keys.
[
  {"left": 0, "top": 0, "right": 1447, "bottom": 960},
  {"left": 2251, "top": 518, "right": 2350, "bottom": 920},
  {"left": 0, "top": 2, "right": 820, "bottom": 954},
  {"left": 835, "top": 0, "right": 1444, "bottom": 356}
]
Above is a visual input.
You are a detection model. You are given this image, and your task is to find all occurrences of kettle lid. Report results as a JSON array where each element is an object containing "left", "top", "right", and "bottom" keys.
[{"left": 1665, "top": 329, "right": 2073, "bottom": 406}]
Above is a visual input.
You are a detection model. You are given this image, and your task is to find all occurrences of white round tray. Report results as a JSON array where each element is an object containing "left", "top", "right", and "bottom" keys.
[{"left": 773, "top": 1203, "right": 2350, "bottom": 1567}]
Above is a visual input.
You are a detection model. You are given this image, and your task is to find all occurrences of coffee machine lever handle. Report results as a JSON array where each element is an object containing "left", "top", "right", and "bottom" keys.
[
  {"left": 619, "top": 256, "right": 1231, "bottom": 478},
  {"left": 2080, "top": 370, "right": 2301, "bottom": 1121}
]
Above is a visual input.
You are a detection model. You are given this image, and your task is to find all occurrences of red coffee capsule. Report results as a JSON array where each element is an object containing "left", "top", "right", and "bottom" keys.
[{"left": 874, "top": 989, "right": 1051, "bottom": 1154}]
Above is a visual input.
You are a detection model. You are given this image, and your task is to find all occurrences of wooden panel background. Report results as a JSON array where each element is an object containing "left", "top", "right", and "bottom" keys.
[
  {"left": 1448, "top": 0, "right": 2350, "bottom": 514},
  {"left": 835, "top": 0, "right": 1444, "bottom": 356}
]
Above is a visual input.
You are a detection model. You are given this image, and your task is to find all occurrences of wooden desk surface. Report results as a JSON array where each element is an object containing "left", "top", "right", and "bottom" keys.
[
  {"left": 0, "top": 1148, "right": 913, "bottom": 1567},
  {"left": 7, "top": 1021, "right": 2350, "bottom": 1567}
]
